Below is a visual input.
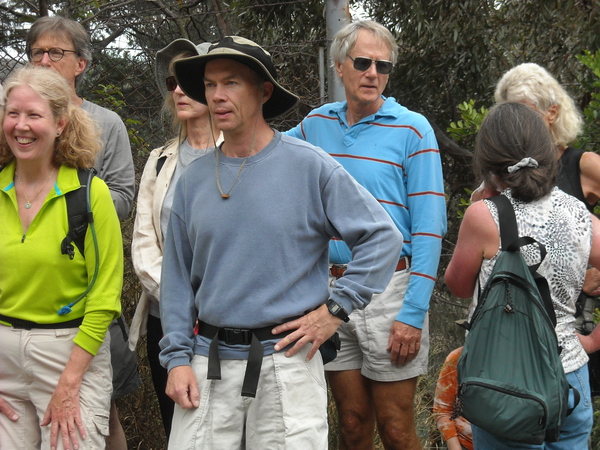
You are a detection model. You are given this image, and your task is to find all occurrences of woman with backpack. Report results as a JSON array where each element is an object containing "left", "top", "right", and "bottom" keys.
[
  {"left": 0, "top": 66, "right": 123, "bottom": 449},
  {"left": 445, "top": 102, "right": 600, "bottom": 449},
  {"left": 128, "top": 38, "right": 222, "bottom": 440}
]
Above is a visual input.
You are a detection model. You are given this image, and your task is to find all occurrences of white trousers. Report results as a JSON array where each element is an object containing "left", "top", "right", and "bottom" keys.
[{"left": 168, "top": 345, "right": 328, "bottom": 450}]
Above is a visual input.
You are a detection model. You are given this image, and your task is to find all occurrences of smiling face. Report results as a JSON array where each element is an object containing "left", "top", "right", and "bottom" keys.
[
  {"left": 29, "top": 33, "right": 86, "bottom": 89},
  {"left": 3, "top": 84, "right": 66, "bottom": 166},
  {"left": 203, "top": 58, "right": 272, "bottom": 137},
  {"left": 336, "top": 29, "right": 392, "bottom": 114}
]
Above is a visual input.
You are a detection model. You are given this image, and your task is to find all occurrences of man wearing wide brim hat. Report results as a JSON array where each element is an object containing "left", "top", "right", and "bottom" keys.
[
  {"left": 158, "top": 36, "right": 402, "bottom": 449},
  {"left": 173, "top": 36, "right": 298, "bottom": 119}
]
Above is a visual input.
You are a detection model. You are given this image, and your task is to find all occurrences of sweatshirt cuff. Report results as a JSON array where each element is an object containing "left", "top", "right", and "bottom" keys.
[{"left": 396, "top": 303, "right": 426, "bottom": 329}]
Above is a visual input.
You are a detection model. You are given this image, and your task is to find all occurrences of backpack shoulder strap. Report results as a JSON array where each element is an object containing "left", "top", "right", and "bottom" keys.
[
  {"left": 488, "top": 195, "right": 556, "bottom": 327},
  {"left": 488, "top": 195, "right": 518, "bottom": 251},
  {"left": 156, "top": 146, "right": 168, "bottom": 176},
  {"left": 61, "top": 168, "right": 95, "bottom": 259}
]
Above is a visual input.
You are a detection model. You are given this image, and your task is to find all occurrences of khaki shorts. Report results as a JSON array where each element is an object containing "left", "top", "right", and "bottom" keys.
[
  {"left": 168, "top": 345, "right": 328, "bottom": 450},
  {"left": 0, "top": 325, "right": 112, "bottom": 449},
  {"left": 325, "top": 269, "right": 429, "bottom": 382}
]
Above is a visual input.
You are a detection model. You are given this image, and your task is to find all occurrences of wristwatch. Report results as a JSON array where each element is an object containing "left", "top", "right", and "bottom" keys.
[{"left": 326, "top": 299, "right": 350, "bottom": 322}]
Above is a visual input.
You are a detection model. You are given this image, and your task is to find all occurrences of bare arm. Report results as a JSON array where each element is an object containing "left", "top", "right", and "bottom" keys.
[
  {"left": 579, "top": 151, "right": 600, "bottom": 207},
  {"left": 578, "top": 215, "right": 600, "bottom": 353},
  {"left": 445, "top": 200, "right": 499, "bottom": 298}
]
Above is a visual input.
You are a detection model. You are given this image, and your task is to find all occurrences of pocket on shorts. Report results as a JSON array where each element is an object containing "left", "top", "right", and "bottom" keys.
[
  {"left": 91, "top": 409, "right": 110, "bottom": 437},
  {"left": 301, "top": 346, "right": 327, "bottom": 390}
]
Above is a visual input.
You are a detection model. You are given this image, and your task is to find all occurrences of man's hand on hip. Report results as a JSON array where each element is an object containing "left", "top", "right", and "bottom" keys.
[
  {"left": 273, "top": 304, "right": 341, "bottom": 361},
  {"left": 166, "top": 365, "right": 200, "bottom": 409},
  {"left": 387, "top": 321, "right": 422, "bottom": 366}
]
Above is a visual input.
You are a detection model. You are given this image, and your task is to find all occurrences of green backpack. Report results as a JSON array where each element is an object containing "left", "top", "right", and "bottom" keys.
[{"left": 457, "top": 194, "right": 576, "bottom": 445}]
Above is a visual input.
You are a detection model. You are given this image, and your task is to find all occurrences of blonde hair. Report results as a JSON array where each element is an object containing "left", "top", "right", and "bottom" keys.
[
  {"left": 494, "top": 63, "right": 582, "bottom": 148},
  {"left": 162, "top": 51, "right": 197, "bottom": 141},
  {"left": 0, "top": 65, "right": 101, "bottom": 167}
]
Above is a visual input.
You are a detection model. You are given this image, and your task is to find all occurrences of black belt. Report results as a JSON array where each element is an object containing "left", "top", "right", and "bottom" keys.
[
  {"left": 198, "top": 321, "right": 293, "bottom": 398},
  {"left": 0, "top": 314, "right": 83, "bottom": 330}
]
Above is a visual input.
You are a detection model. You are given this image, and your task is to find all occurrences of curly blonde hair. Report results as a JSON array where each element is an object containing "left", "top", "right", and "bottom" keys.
[
  {"left": 494, "top": 63, "right": 582, "bottom": 148},
  {"left": 0, "top": 65, "right": 101, "bottom": 168}
]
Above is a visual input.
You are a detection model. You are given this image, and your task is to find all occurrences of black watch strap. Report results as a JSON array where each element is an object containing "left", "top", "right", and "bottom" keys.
[{"left": 326, "top": 299, "right": 350, "bottom": 322}]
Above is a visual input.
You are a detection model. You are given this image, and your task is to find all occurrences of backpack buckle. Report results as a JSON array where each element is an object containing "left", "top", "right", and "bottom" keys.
[{"left": 220, "top": 328, "right": 253, "bottom": 345}]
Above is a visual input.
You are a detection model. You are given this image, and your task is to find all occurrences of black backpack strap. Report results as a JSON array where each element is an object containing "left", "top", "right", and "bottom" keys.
[
  {"left": 489, "top": 195, "right": 518, "bottom": 251},
  {"left": 488, "top": 195, "right": 556, "bottom": 327},
  {"left": 61, "top": 168, "right": 95, "bottom": 260},
  {"left": 156, "top": 146, "right": 168, "bottom": 176}
]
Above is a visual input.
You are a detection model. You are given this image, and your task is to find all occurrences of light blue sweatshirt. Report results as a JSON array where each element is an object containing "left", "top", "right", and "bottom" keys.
[
  {"left": 286, "top": 97, "right": 447, "bottom": 329},
  {"left": 159, "top": 132, "right": 402, "bottom": 371}
]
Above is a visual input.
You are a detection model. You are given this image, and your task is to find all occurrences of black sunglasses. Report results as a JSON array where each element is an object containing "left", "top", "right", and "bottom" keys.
[
  {"left": 347, "top": 55, "right": 393, "bottom": 75},
  {"left": 165, "top": 76, "right": 178, "bottom": 92}
]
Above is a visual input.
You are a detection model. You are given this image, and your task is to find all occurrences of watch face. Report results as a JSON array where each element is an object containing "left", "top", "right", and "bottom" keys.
[{"left": 330, "top": 303, "right": 341, "bottom": 314}]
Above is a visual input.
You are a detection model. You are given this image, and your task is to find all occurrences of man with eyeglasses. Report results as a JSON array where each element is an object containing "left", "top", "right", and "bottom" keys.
[
  {"left": 286, "top": 20, "right": 446, "bottom": 449},
  {"left": 24, "top": 16, "right": 137, "bottom": 450}
]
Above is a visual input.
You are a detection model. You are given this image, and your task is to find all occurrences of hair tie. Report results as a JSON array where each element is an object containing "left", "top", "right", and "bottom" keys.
[{"left": 507, "top": 157, "right": 538, "bottom": 174}]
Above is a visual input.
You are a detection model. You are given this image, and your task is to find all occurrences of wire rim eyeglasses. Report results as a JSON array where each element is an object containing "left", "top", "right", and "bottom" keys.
[
  {"left": 165, "top": 76, "right": 178, "bottom": 92},
  {"left": 30, "top": 48, "right": 77, "bottom": 62},
  {"left": 346, "top": 55, "right": 393, "bottom": 75}
]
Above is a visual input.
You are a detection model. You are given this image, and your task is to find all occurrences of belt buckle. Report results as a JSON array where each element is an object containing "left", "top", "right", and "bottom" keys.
[
  {"left": 222, "top": 328, "right": 252, "bottom": 345},
  {"left": 330, "top": 264, "right": 347, "bottom": 279}
]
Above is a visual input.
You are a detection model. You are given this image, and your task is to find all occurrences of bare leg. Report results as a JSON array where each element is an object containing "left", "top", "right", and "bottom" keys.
[
  {"left": 327, "top": 369, "right": 376, "bottom": 450},
  {"left": 105, "top": 400, "right": 127, "bottom": 450},
  {"left": 372, "top": 377, "right": 421, "bottom": 450}
]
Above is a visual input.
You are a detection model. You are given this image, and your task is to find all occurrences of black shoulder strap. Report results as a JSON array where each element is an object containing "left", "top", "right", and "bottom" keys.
[
  {"left": 61, "top": 168, "right": 95, "bottom": 260},
  {"left": 156, "top": 146, "right": 168, "bottom": 176},
  {"left": 489, "top": 195, "right": 556, "bottom": 327}
]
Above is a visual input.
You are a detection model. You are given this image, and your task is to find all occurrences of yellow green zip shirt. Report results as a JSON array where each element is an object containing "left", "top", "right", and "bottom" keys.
[{"left": 0, "top": 162, "right": 123, "bottom": 355}]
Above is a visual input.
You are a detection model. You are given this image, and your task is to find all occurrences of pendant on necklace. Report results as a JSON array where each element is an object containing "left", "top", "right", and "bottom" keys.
[
  {"left": 221, "top": 194, "right": 230, "bottom": 199},
  {"left": 25, "top": 202, "right": 32, "bottom": 209}
]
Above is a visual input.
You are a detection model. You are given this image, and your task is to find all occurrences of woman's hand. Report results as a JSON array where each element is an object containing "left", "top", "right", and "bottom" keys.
[{"left": 40, "top": 345, "right": 93, "bottom": 450}]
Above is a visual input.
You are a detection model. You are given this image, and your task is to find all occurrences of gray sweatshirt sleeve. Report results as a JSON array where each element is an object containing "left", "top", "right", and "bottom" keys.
[{"left": 82, "top": 100, "right": 135, "bottom": 220}]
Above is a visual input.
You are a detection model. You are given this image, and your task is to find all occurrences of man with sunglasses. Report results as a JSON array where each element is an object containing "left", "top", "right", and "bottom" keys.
[
  {"left": 24, "top": 16, "right": 137, "bottom": 450},
  {"left": 286, "top": 20, "right": 446, "bottom": 449}
]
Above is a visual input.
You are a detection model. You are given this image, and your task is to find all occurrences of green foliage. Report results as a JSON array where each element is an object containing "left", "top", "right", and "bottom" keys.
[
  {"left": 576, "top": 49, "right": 600, "bottom": 152},
  {"left": 447, "top": 100, "right": 488, "bottom": 142},
  {"left": 92, "top": 83, "right": 150, "bottom": 154},
  {"left": 457, "top": 189, "right": 472, "bottom": 219}
]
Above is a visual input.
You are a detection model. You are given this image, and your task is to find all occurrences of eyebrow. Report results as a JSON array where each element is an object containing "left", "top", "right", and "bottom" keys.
[{"left": 204, "top": 73, "right": 238, "bottom": 83}]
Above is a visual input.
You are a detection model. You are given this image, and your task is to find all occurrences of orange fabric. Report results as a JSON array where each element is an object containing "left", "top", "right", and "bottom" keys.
[{"left": 433, "top": 347, "right": 473, "bottom": 450}]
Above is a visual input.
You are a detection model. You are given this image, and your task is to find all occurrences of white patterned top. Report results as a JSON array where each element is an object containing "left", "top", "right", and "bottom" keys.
[{"left": 470, "top": 187, "right": 592, "bottom": 374}]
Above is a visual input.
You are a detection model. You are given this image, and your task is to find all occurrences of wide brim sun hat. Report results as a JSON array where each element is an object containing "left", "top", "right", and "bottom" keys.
[
  {"left": 155, "top": 38, "right": 212, "bottom": 99},
  {"left": 173, "top": 36, "right": 299, "bottom": 120}
]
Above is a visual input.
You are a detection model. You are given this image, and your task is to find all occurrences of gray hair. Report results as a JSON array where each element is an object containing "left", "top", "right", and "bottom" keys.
[
  {"left": 330, "top": 20, "right": 398, "bottom": 67},
  {"left": 26, "top": 16, "right": 92, "bottom": 87},
  {"left": 494, "top": 63, "right": 582, "bottom": 148}
]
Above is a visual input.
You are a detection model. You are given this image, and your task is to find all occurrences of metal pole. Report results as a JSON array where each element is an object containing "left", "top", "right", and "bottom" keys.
[
  {"left": 319, "top": 47, "right": 326, "bottom": 104},
  {"left": 326, "top": 0, "right": 349, "bottom": 103}
]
